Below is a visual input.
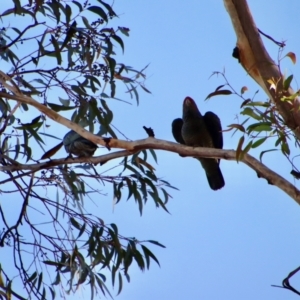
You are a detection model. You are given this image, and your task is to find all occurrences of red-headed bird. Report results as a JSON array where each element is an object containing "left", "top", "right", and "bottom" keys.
[{"left": 172, "top": 97, "right": 225, "bottom": 190}]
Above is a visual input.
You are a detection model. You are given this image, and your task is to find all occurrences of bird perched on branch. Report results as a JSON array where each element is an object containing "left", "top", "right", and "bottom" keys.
[
  {"left": 63, "top": 130, "right": 98, "bottom": 158},
  {"left": 172, "top": 96, "right": 225, "bottom": 190}
]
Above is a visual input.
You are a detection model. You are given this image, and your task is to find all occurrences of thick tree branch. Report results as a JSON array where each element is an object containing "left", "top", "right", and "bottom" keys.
[
  {"left": 0, "top": 138, "right": 299, "bottom": 205},
  {"left": 224, "top": 0, "right": 300, "bottom": 138},
  {"left": 0, "top": 70, "right": 131, "bottom": 150},
  {"left": 0, "top": 71, "right": 299, "bottom": 203}
]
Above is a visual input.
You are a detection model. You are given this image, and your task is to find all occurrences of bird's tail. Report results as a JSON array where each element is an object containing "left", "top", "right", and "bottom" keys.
[
  {"left": 198, "top": 158, "right": 225, "bottom": 191},
  {"left": 206, "top": 165, "right": 225, "bottom": 191}
]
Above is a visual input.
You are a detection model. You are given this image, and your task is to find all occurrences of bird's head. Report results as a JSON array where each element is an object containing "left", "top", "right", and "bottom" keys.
[
  {"left": 183, "top": 96, "right": 196, "bottom": 106},
  {"left": 182, "top": 97, "right": 201, "bottom": 119}
]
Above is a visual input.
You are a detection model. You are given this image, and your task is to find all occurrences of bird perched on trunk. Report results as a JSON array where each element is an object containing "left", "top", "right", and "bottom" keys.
[
  {"left": 172, "top": 96, "right": 225, "bottom": 190},
  {"left": 63, "top": 130, "right": 98, "bottom": 157}
]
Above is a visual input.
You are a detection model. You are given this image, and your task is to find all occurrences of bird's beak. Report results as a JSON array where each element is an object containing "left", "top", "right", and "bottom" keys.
[{"left": 183, "top": 96, "right": 195, "bottom": 107}]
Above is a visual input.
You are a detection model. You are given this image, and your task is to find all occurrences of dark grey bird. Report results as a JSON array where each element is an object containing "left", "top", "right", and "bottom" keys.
[
  {"left": 63, "top": 130, "right": 97, "bottom": 158},
  {"left": 172, "top": 96, "right": 225, "bottom": 190}
]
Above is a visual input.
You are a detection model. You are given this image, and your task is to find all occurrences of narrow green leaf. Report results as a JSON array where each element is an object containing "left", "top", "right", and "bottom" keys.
[
  {"left": 0, "top": 98, "right": 8, "bottom": 116},
  {"left": 241, "top": 107, "right": 262, "bottom": 120},
  {"left": 247, "top": 123, "right": 272, "bottom": 132},
  {"left": 88, "top": 6, "right": 108, "bottom": 22},
  {"left": 205, "top": 89, "right": 232, "bottom": 100},
  {"left": 259, "top": 149, "right": 277, "bottom": 162},
  {"left": 47, "top": 0, "right": 60, "bottom": 23},
  {"left": 72, "top": 1, "right": 83, "bottom": 12},
  {"left": 132, "top": 250, "right": 145, "bottom": 271},
  {"left": 48, "top": 286, "right": 56, "bottom": 300},
  {"left": 21, "top": 143, "right": 32, "bottom": 162},
  {"left": 252, "top": 137, "right": 267, "bottom": 148},
  {"left": 245, "top": 101, "right": 270, "bottom": 107},
  {"left": 236, "top": 135, "right": 244, "bottom": 162},
  {"left": 149, "top": 149, "right": 157, "bottom": 163},
  {"left": 39, "top": 132, "right": 62, "bottom": 141},
  {"left": 110, "top": 80, "right": 116, "bottom": 97},
  {"left": 105, "top": 56, "right": 116, "bottom": 81},
  {"left": 215, "top": 84, "right": 225, "bottom": 91},
  {"left": 60, "top": 21, "right": 77, "bottom": 50},
  {"left": 77, "top": 222, "right": 86, "bottom": 239},
  {"left": 98, "top": 0, "right": 117, "bottom": 17},
  {"left": 81, "top": 16, "right": 92, "bottom": 29},
  {"left": 111, "top": 35, "right": 124, "bottom": 53},
  {"left": 52, "top": 272, "right": 60, "bottom": 285},
  {"left": 226, "top": 123, "right": 245, "bottom": 133},
  {"left": 37, "top": 272, "right": 43, "bottom": 292},
  {"left": 241, "top": 140, "right": 253, "bottom": 158},
  {"left": 47, "top": 103, "right": 75, "bottom": 112},
  {"left": 58, "top": 97, "right": 70, "bottom": 106},
  {"left": 25, "top": 128, "right": 45, "bottom": 151},
  {"left": 51, "top": 35, "right": 61, "bottom": 65},
  {"left": 129, "top": 83, "right": 139, "bottom": 105},
  {"left": 146, "top": 240, "right": 166, "bottom": 248},
  {"left": 7, "top": 48, "right": 20, "bottom": 65},
  {"left": 70, "top": 217, "right": 81, "bottom": 230},
  {"left": 283, "top": 74, "right": 293, "bottom": 90},
  {"left": 11, "top": 27, "right": 21, "bottom": 34},
  {"left": 43, "top": 260, "right": 61, "bottom": 266},
  {"left": 65, "top": 4, "right": 72, "bottom": 24},
  {"left": 117, "top": 272, "right": 123, "bottom": 296},
  {"left": 141, "top": 245, "right": 161, "bottom": 268},
  {"left": 111, "top": 265, "right": 117, "bottom": 287},
  {"left": 140, "top": 84, "right": 151, "bottom": 94},
  {"left": 27, "top": 271, "right": 37, "bottom": 282},
  {"left": 21, "top": 103, "right": 29, "bottom": 111},
  {"left": 281, "top": 141, "right": 290, "bottom": 155},
  {"left": 110, "top": 223, "right": 118, "bottom": 235}
]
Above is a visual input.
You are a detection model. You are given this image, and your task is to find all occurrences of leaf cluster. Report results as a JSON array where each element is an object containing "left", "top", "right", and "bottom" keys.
[
  {"left": 207, "top": 69, "right": 300, "bottom": 169},
  {"left": 0, "top": 1, "right": 168, "bottom": 300}
]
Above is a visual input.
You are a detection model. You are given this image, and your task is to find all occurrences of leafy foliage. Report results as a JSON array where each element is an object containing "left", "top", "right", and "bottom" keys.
[
  {"left": 207, "top": 69, "right": 299, "bottom": 164},
  {"left": 0, "top": 1, "right": 172, "bottom": 299}
]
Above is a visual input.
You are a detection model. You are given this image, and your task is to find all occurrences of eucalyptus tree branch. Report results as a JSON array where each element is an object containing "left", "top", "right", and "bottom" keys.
[
  {"left": 223, "top": 0, "right": 300, "bottom": 139},
  {"left": 0, "top": 22, "right": 43, "bottom": 51},
  {"left": 0, "top": 87, "right": 111, "bottom": 148},
  {"left": 0, "top": 137, "right": 298, "bottom": 205},
  {"left": 0, "top": 71, "right": 298, "bottom": 203},
  {"left": 0, "top": 72, "right": 137, "bottom": 150}
]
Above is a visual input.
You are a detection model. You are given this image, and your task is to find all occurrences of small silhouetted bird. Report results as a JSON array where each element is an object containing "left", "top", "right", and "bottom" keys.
[
  {"left": 63, "top": 130, "right": 97, "bottom": 157},
  {"left": 172, "top": 97, "right": 225, "bottom": 190}
]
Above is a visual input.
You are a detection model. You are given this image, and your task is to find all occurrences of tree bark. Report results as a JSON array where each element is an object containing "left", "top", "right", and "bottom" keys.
[{"left": 224, "top": 0, "right": 300, "bottom": 138}]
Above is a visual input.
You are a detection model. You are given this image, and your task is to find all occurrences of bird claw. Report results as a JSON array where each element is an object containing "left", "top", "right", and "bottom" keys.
[
  {"left": 65, "top": 154, "right": 74, "bottom": 161},
  {"left": 103, "top": 137, "right": 112, "bottom": 151}
]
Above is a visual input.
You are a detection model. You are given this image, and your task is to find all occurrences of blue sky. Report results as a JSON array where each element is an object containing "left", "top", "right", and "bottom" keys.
[
  {"left": 1, "top": 1, "right": 300, "bottom": 300},
  {"left": 104, "top": 1, "right": 300, "bottom": 299}
]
